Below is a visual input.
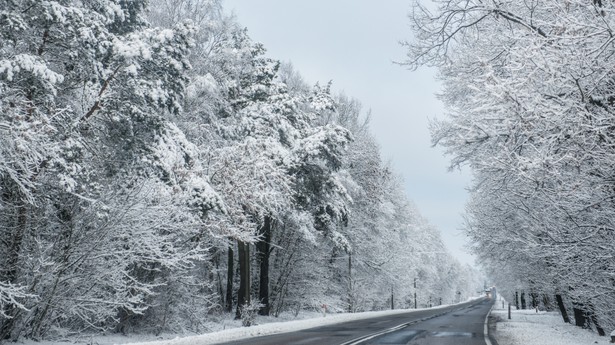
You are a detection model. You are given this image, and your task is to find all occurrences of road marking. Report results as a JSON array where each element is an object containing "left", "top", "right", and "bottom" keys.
[
  {"left": 341, "top": 299, "right": 488, "bottom": 345},
  {"left": 339, "top": 309, "right": 451, "bottom": 345},
  {"left": 340, "top": 323, "right": 411, "bottom": 345},
  {"left": 484, "top": 303, "right": 495, "bottom": 345}
]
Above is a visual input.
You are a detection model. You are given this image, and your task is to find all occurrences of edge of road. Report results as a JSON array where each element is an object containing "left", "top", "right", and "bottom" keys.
[
  {"left": 130, "top": 298, "right": 489, "bottom": 345},
  {"left": 484, "top": 302, "right": 494, "bottom": 345},
  {"left": 485, "top": 301, "right": 499, "bottom": 345},
  {"left": 340, "top": 298, "right": 490, "bottom": 345}
]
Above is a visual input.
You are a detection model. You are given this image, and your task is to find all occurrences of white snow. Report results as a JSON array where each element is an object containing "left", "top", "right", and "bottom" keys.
[
  {"left": 16, "top": 304, "right": 475, "bottom": 345},
  {"left": 491, "top": 305, "right": 607, "bottom": 345},
  {"left": 13, "top": 298, "right": 489, "bottom": 345},
  {"left": 0, "top": 54, "right": 64, "bottom": 84},
  {"left": 128, "top": 305, "right": 461, "bottom": 345}
]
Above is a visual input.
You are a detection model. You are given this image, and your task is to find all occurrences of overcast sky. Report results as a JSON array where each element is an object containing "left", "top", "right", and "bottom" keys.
[{"left": 223, "top": 0, "right": 475, "bottom": 266}]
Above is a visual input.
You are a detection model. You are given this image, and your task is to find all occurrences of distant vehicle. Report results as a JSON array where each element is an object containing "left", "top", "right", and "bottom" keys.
[{"left": 485, "top": 287, "right": 497, "bottom": 299}]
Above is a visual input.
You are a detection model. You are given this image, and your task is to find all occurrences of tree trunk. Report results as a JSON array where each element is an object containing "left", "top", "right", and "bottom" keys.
[
  {"left": 520, "top": 292, "right": 526, "bottom": 309},
  {"left": 530, "top": 292, "right": 538, "bottom": 308},
  {"left": 542, "top": 294, "right": 552, "bottom": 311},
  {"left": 225, "top": 245, "right": 234, "bottom": 313},
  {"left": 573, "top": 304, "right": 588, "bottom": 328},
  {"left": 256, "top": 215, "right": 272, "bottom": 316},
  {"left": 555, "top": 294, "right": 570, "bottom": 323},
  {"left": 587, "top": 303, "right": 605, "bottom": 336},
  {"left": 515, "top": 291, "right": 519, "bottom": 310},
  {"left": 235, "top": 240, "right": 250, "bottom": 319},
  {"left": 569, "top": 286, "right": 589, "bottom": 329}
]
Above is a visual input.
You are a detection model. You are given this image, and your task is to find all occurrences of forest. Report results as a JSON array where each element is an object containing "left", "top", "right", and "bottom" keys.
[
  {"left": 0, "top": 0, "right": 482, "bottom": 340},
  {"left": 405, "top": 0, "right": 615, "bottom": 337}
]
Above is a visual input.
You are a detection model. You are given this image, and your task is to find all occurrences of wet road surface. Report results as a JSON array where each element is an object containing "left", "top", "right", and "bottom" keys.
[{"left": 215, "top": 298, "right": 495, "bottom": 345}]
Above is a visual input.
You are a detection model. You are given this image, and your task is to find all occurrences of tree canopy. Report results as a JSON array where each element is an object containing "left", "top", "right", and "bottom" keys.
[
  {"left": 0, "top": 0, "right": 482, "bottom": 339},
  {"left": 404, "top": 0, "right": 615, "bottom": 335}
]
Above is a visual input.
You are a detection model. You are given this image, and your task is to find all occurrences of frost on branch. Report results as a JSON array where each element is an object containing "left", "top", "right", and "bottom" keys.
[
  {"left": 406, "top": 0, "right": 615, "bottom": 333},
  {"left": 0, "top": 282, "right": 33, "bottom": 319},
  {"left": 0, "top": 0, "right": 485, "bottom": 338},
  {"left": 0, "top": 55, "right": 64, "bottom": 86}
]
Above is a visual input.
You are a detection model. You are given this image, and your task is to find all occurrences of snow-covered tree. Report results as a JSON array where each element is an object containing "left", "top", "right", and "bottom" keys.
[
  {"left": 404, "top": 0, "right": 615, "bottom": 334},
  {"left": 0, "top": 0, "right": 223, "bottom": 339},
  {"left": 0, "top": 0, "right": 486, "bottom": 339}
]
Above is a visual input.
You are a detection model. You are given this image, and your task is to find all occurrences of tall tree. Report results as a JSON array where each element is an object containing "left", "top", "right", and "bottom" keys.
[
  {"left": 404, "top": 0, "right": 615, "bottom": 333},
  {"left": 0, "top": 0, "right": 221, "bottom": 338}
]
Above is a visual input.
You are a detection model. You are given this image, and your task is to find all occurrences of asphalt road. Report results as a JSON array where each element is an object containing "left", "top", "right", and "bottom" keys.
[{"left": 216, "top": 298, "right": 496, "bottom": 345}]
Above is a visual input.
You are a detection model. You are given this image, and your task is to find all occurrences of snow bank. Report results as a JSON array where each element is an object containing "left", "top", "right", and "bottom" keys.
[
  {"left": 17, "top": 299, "right": 485, "bottom": 345},
  {"left": 17, "top": 304, "right": 461, "bottom": 345},
  {"left": 127, "top": 305, "right": 454, "bottom": 345},
  {"left": 491, "top": 309, "right": 606, "bottom": 345}
]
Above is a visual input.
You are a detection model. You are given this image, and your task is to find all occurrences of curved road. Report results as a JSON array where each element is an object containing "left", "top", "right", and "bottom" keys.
[{"left": 216, "top": 298, "right": 496, "bottom": 345}]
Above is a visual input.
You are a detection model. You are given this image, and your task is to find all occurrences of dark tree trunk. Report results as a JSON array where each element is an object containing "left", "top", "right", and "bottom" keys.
[
  {"left": 225, "top": 245, "right": 234, "bottom": 313},
  {"left": 235, "top": 240, "right": 250, "bottom": 319},
  {"left": 573, "top": 305, "right": 588, "bottom": 328},
  {"left": 515, "top": 291, "right": 519, "bottom": 310},
  {"left": 520, "top": 292, "right": 526, "bottom": 309},
  {"left": 587, "top": 303, "right": 605, "bottom": 336},
  {"left": 542, "top": 294, "right": 552, "bottom": 311},
  {"left": 530, "top": 292, "right": 538, "bottom": 308},
  {"left": 555, "top": 294, "right": 570, "bottom": 323},
  {"left": 256, "top": 215, "right": 272, "bottom": 316}
]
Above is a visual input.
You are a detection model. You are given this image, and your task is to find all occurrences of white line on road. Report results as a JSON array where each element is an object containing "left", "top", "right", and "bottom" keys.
[
  {"left": 340, "top": 299, "right": 487, "bottom": 345},
  {"left": 340, "top": 323, "right": 411, "bottom": 345}
]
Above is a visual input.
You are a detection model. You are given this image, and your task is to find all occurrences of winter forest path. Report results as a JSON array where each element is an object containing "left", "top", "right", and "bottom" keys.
[{"left": 215, "top": 298, "right": 495, "bottom": 345}]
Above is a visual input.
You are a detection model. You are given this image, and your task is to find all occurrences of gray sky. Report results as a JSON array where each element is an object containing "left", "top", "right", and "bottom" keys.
[{"left": 223, "top": 0, "right": 475, "bottom": 266}]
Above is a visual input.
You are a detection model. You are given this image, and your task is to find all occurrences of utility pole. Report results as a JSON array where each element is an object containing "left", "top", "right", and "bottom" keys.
[
  {"left": 391, "top": 286, "right": 394, "bottom": 310},
  {"left": 414, "top": 277, "right": 417, "bottom": 309},
  {"left": 348, "top": 252, "right": 352, "bottom": 313}
]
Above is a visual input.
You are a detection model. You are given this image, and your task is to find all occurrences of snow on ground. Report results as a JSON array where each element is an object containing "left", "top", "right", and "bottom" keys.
[
  {"left": 126, "top": 305, "right": 453, "bottom": 345},
  {"left": 126, "top": 297, "right": 485, "bottom": 345},
  {"left": 15, "top": 297, "right": 484, "bottom": 345},
  {"left": 17, "top": 299, "right": 484, "bottom": 345},
  {"left": 491, "top": 303, "right": 608, "bottom": 345}
]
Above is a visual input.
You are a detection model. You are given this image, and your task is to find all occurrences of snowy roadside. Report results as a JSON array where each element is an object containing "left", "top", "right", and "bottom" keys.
[
  {"left": 127, "top": 297, "right": 477, "bottom": 345},
  {"left": 127, "top": 306, "right": 449, "bottom": 345},
  {"left": 491, "top": 307, "right": 607, "bottom": 345},
  {"left": 17, "top": 301, "right": 479, "bottom": 345}
]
